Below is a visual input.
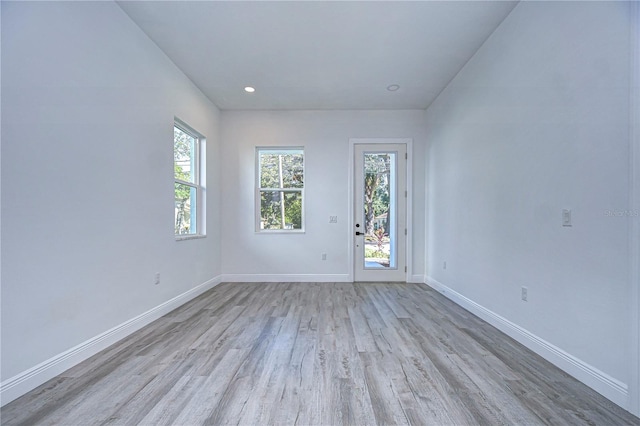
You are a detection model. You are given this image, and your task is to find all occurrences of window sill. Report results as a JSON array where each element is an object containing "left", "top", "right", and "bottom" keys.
[
  {"left": 255, "top": 230, "right": 306, "bottom": 235},
  {"left": 175, "top": 234, "right": 207, "bottom": 241}
]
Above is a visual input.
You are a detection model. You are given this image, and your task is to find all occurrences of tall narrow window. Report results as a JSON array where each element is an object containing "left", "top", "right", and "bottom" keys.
[
  {"left": 174, "top": 120, "right": 205, "bottom": 237},
  {"left": 256, "top": 147, "right": 304, "bottom": 231}
]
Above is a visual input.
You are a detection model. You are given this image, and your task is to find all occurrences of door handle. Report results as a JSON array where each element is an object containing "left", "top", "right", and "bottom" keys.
[{"left": 355, "top": 231, "right": 364, "bottom": 236}]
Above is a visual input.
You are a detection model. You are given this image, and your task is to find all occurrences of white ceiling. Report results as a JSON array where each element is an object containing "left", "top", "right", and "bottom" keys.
[{"left": 118, "top": 1, "right": 518, "bottom": 111}]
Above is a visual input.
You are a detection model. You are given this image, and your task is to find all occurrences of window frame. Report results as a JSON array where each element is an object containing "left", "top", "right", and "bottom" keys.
[
  {"left": 174, "top": 118, "right": 206, "bottom": 240},
  {"left": 255, "top": 146, "right": 305, "bottom": 233}
]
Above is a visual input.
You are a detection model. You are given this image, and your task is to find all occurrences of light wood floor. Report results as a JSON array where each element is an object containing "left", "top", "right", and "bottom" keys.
[{"left": 2, "top": 282, "right": 638, "bottom": 425}]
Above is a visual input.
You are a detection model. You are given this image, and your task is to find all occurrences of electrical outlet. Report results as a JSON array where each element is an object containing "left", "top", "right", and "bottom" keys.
[
  {"left": 521, "top": 286, "right": 528, "bottom": 301},
  {"left": 443, "top": 261, "right": 447, "bottom": 270},
  {"left": 329, "top": 216, "right": 338, "bottom": 223},
  {"left": 562, "top": 209, "right": 572, "bottom": 227},
  {"left": 154, "top": 273, "right": 160, "bottom": 285},
  {"left": 321, "top": 253, "right": 327, "bottom": 261}
]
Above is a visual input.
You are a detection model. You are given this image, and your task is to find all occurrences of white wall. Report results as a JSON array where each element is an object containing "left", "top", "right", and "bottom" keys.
[
  {"left": 220, "top": 110, "right": 427, "bottom": 281},
  {"left": 425, "top": 0, "right": 637, "bottom": 414},
  {"left": 1, "top": 0, "right": 221, "bottom": 396}
]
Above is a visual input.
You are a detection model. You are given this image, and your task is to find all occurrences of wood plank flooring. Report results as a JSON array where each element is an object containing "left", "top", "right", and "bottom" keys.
[{"left": 2, "top": 282, "right": 638, "bottom": 425}]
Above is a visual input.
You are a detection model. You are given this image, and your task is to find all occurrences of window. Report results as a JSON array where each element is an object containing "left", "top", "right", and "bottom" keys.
[
  {"left": 174, "top": 119, "right": 205, "bottom": 238},
  {"left": 256, "top": 147, "right": 304, "bottom": 231}
]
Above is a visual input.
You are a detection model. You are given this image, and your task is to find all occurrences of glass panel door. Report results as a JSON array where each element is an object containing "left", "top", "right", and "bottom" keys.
[
  {"left": 354, "top": 143, "right": 406, "bottom": 282},
  {"left": 362, "top": 152, "right": 396, "bottom": 269}
]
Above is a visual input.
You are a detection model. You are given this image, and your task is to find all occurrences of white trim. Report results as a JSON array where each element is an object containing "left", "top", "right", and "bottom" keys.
[
  {"left": 407, "top": 141, "right": 414, "bottom": 281},
  {"left": 347, "top": 142, "right": 355, "bottom": 282},
  {"left": 255, "top": 229, "right": 306, "bottom": 235},
  {"left": 174, "top": 118, "right": 206, "bottom": 238},
  {"left": 348, "top": 138, "right": 413, "bottom": 282},
  {"left": 221, "top": 274, "right": 350, "bottom": 283},
  {"left": 425, "top": 277, "right": 629, "bottom": 410},
  {"left": 409, "top": 274, "right": 425, "bottom": 284},
  {"left": 175, "top": 234, "right": 207, "bottom": 241},
  {"left": 629, "top": 0, "right": 640, "bottom": 416},
  {"left": 0, "top": 276, "right": 222, "bottom": 407},
  {"left": 254, "top": 146, "right": 305, "bottom": 233}
]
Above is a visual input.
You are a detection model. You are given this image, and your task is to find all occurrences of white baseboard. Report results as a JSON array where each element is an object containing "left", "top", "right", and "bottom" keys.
[
  {"left": 0, "top": 275, "right": 223, "bottom": 407},
  {"left": 409, "top": 274, "right": 425, "bottom": 283},
  {"left": 425, "top": 276, "right": 629, "bottom": 411},
  {"left": 221, "top": 273, "right": 351, "bottom": 283},
  {"left": 222, "top": 274, "right": 425, "bottom": 284}
]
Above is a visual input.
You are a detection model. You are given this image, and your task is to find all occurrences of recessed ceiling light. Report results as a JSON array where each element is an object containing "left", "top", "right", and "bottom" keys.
[
  {"left": 387, "top": 84, "right": 400, "bottom": 92},
  {"left": 244, "top": 86, "right": 255, "bottom": 93}
]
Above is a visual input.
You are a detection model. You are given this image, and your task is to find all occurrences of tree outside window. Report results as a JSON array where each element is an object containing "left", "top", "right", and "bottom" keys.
[
  {"left": 175, "top": 121, "right": 204, "bottom": 237},
  {"left": 256, "top": 148, "right": 304, "bottom": 231}
]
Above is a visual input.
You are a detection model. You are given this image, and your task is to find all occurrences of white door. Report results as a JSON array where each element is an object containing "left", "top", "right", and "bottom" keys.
[{"left": 354, "top": 143, "right": 407, "bottom": 282}]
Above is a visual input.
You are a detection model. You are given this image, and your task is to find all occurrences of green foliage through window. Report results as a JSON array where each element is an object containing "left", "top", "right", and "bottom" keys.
[
  {"left": 175, "top": 122, "right": 203, "bottom": 236},
  {"left": 257, "top": 148, "right": 304, "bottom": 231},
  {"left": 364, "top": 153, "right": 391, "bottom": 236}
]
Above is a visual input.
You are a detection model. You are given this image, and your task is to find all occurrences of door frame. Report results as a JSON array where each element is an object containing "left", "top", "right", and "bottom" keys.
[
  {"left": 348, "top": 138, "right": 413, "bottom": 282},
  {"left": 629, "top": 0, "right": 640, "bottom": 416}
]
